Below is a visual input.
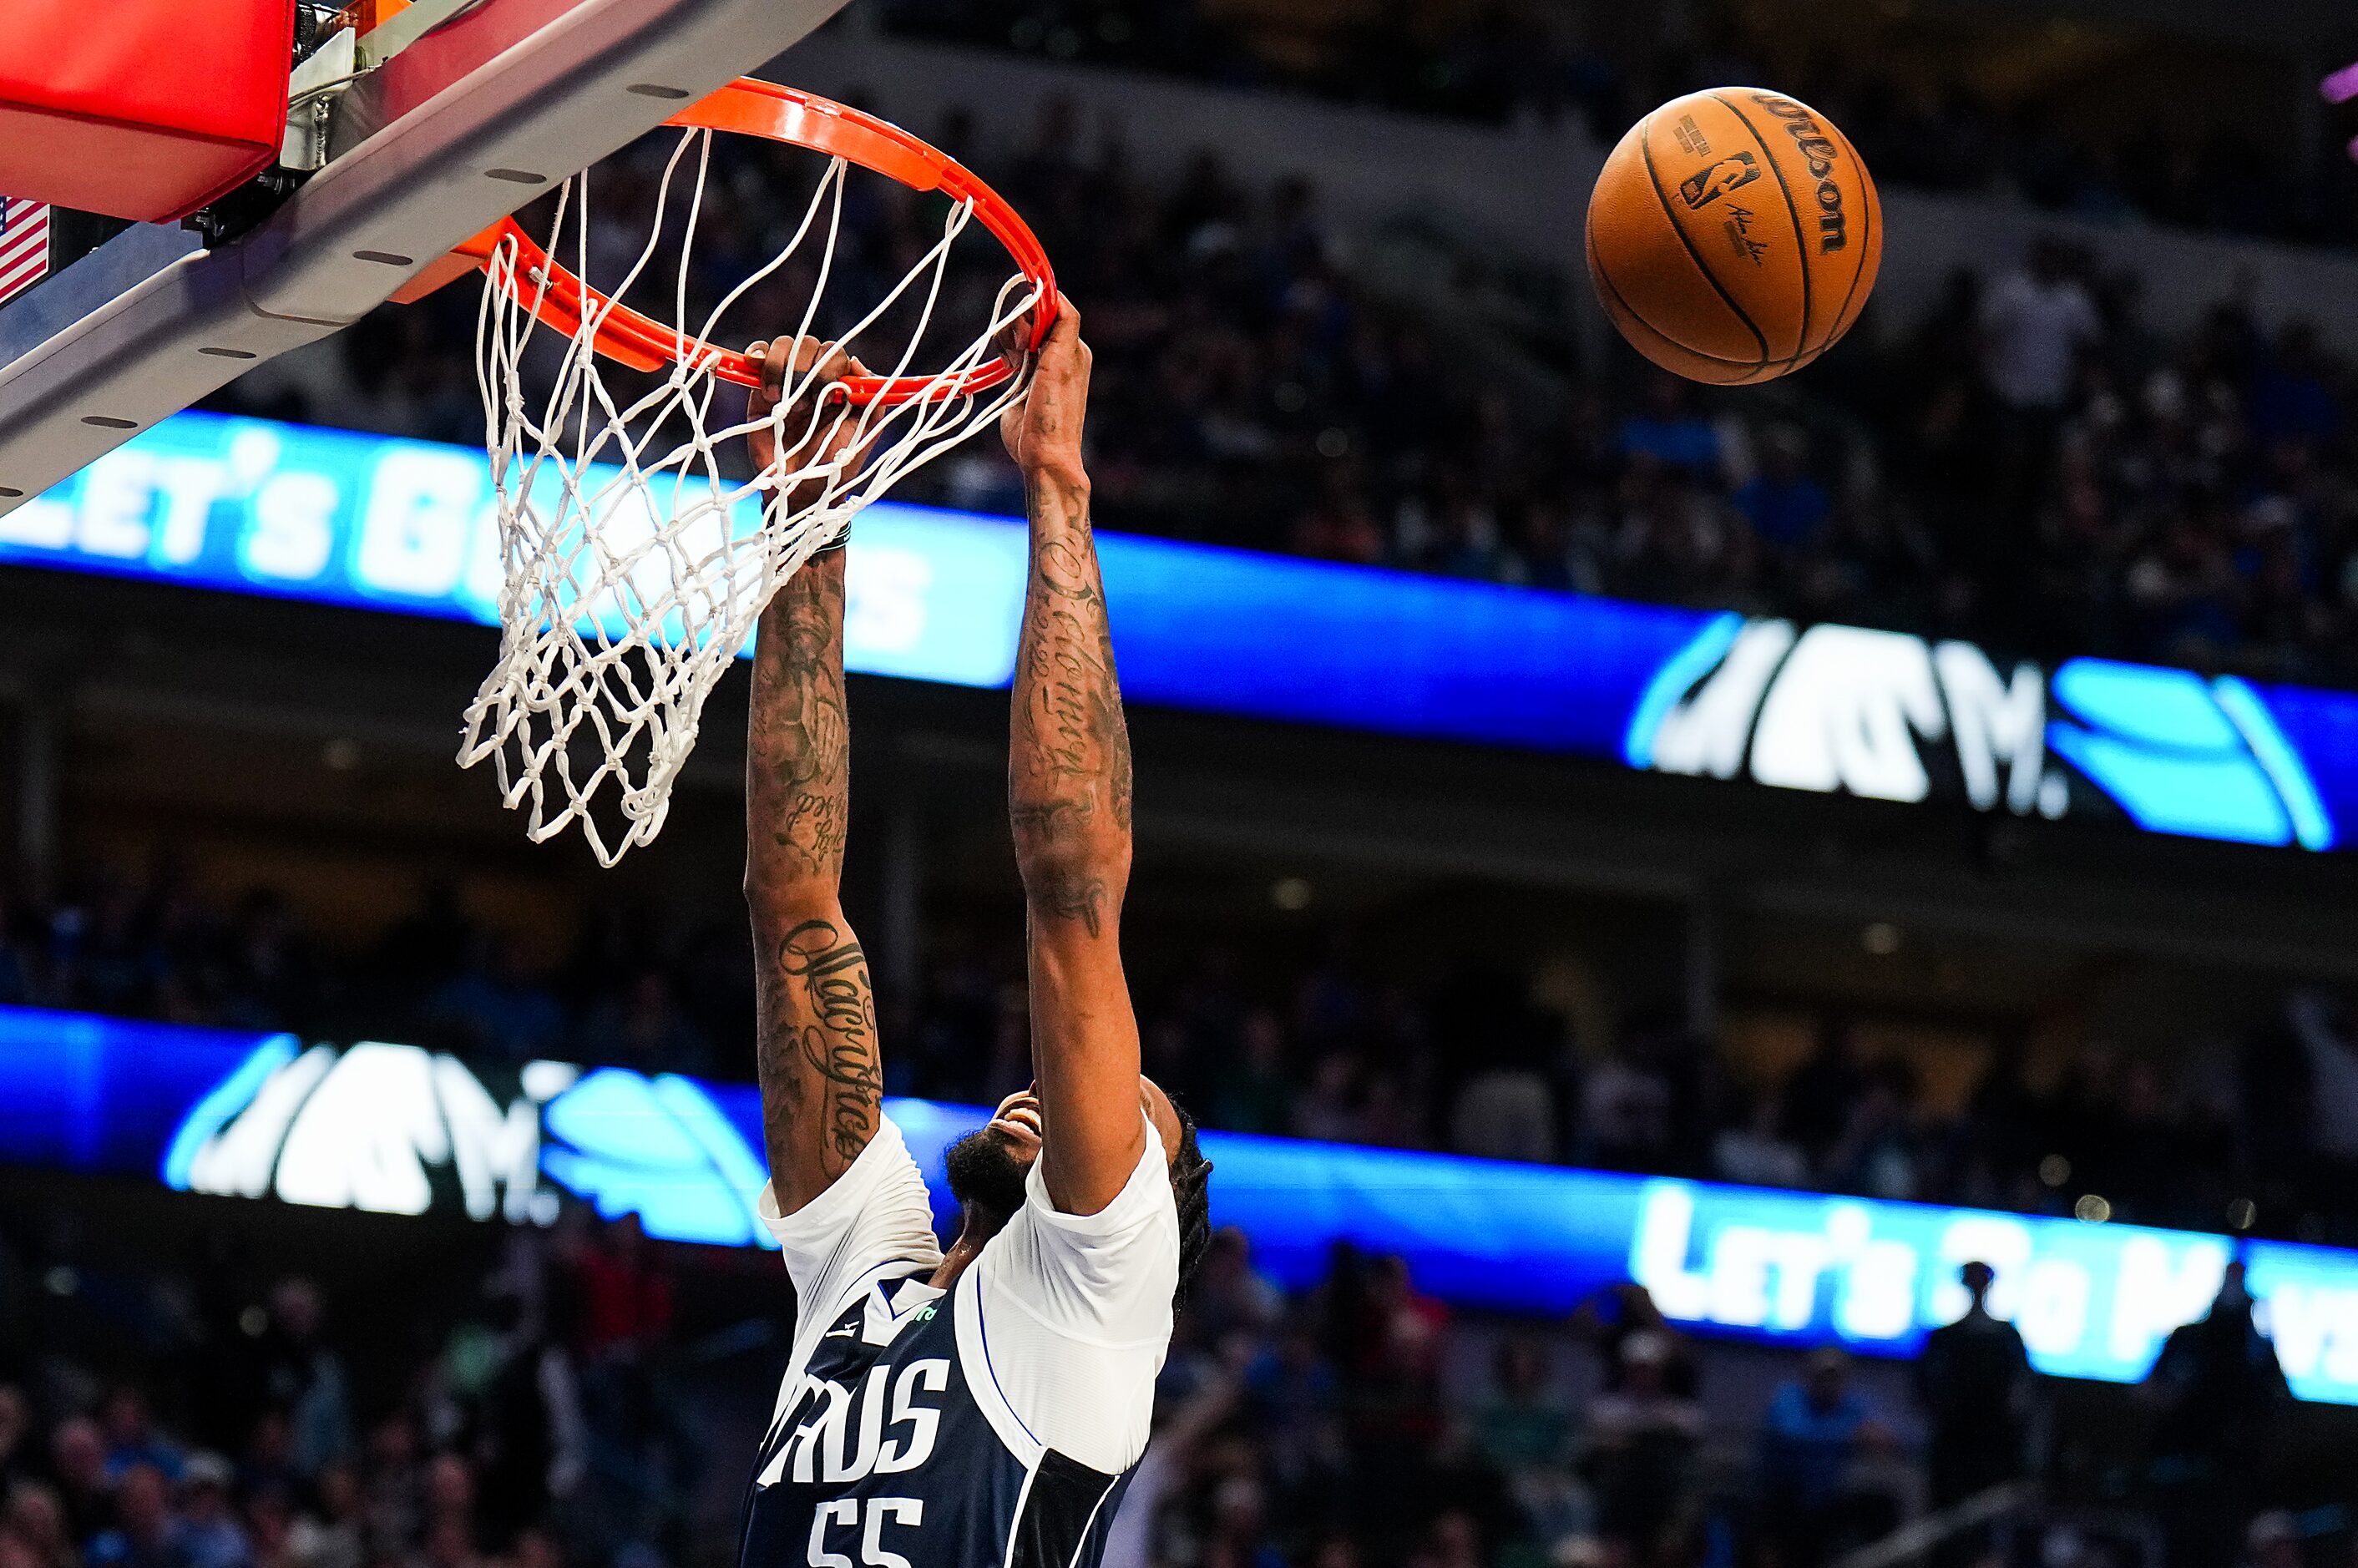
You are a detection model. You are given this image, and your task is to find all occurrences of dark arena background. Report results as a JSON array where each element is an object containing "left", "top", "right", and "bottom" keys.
[{"left": 10, "top": 3, "right": 2358, "bottom": 1568}]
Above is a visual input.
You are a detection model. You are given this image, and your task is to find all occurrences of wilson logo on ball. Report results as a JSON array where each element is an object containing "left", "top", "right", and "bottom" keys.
[
  {"left": 1678, "top": 153, "right": 1762, "bottom": 210},
  {"left": 1749, "top": 94, "right": 1849, "bottom": 253}
]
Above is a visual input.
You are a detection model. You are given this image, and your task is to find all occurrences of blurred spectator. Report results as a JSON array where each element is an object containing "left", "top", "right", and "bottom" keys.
[
  {"left": 1201, "top": 1473, "right": 1285, "bottom": 1568},
  {"left": 1406, "top": 1510, "right": 1483, "bottom": 1568},
  {"left": 1757, "top": 1350, "right": 1893, "bottom": 1568},
  {"left": 99, "top": 1395, "right": 180, "bottom": 1489},
  {"left": 1825, "top": 1066, "right": 1920, "bottom": 1201},
  {"left": 0, "top": 1521, "right": 36, "bottom": 1568},
  {"left": 1468, "top": 1337, "right": 1575, "bottom": 1479},
  {"left": 1448, "top": 1066, "right": 1557, "bottom": 1165},
  {"left": 2143, "top": 1262, "right": 2290, "bottom": 1568},
  {"left": 567, "top": 1217, "right": 674, "bottom": 1364},
  {"left": 1713, "top": 1092, "right": 1809, "bottom": 1188},
  {"left": 1781, "top": 1022, "right": 1865, "bottom": 1175},
  {"left": 570, "top": 971, "right": 711, "bottom": 1080},
  {"left": 1981, "top": 240, "right": 2102, "bottom": 416},
  {"left": 1212, "top": 1010, "right": 1293, "bottom": 1136},
  {"left": 48, "top": 1420, "right": 111, "bottom": 1545},
  {"left": 1190, "top": 1229, "right": 1285, "bottom": 1347},
  {"left": 2287, "top": 989, "right": 2358, "bottom": 1180},
  {"left": 1578, "top": 1286, "right": 1700, "bottom": 1401},
  {"left": 1465, "top": 1337, "right": 1588, "bottom": 1564},
  {"left": 1582, "top": 1044, "right": 1674, "bottom": 1172},
  {"left": 426, "top": 940, "right": 566, "bottom": 1065},
  {"left": 1323, "top": 1251, "right": 1449, "bottom": 1540},
  {"left": 1915, "top": 1263, "right": 2034, "bottom": 1523},
  {"left": 1583, "top": 1331, "right": 1703, "bottom": 1566},
  {"left": 359, "top": 1417, "right": 423, "bottom": 1557},
  {"left": 168, "top": 1456, "right": 249, "bottom": 1568},
  {"left": 0, "top": 1393, "right": 28, "bottom": 1498},
  {"left": 87, "top": 1465, "right": 175, "bottom": 1568},
  {"left": 3, "top": 1482, "right": 79, "bottom": 1568},
  {"left": 1103, "top": 1358, "right": 1242, "bottom": 1568},
  {"left": 1736, "top": 427, "right": 1832, "bottom": 550},
  {"left": 1617, "top": 376, "right": 1725, "bottom": 481},
  {"left": 282, "top": 1468, "right": 364, "bottom": 1568},
  {"left": 464, "top": 1289, "right": 586, "bottom": 1545},
  {"left": 256, "top": 1282, "right": 352, "bottom": 1482}
]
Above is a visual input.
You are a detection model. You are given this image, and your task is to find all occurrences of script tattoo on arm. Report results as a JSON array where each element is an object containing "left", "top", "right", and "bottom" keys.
[
  {"left": 773, "top": 919, "right": 882, "bottom": 1168},
  {"left": 745, "top": 549, "right": 881, "bottom": 1211}
]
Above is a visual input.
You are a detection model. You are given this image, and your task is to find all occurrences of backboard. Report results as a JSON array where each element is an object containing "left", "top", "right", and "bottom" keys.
[{"left": 0, "top": 0, "right": 851, "bottom": 513}]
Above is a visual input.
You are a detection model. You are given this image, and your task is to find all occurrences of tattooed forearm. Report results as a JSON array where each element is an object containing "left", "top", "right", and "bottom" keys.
[
  {"left": 776, "top": 919, "right": 880, "bottom": 1166},
  {"left": 746, "top": 550, "right": 883, "bottom": 1208},
  {"left": 1031, "top": 870, "right": 1108, "bottom": 938},
  {"left": 1010, "top": 796, "right": 1090, "bottom": 840},
  {"left": 758, "top": 918, "right": 881, "bottom": 1177},
  {"left": 777, "top": 792, "right": 847, "bottom": 865},
  {"left": 748, "top": 555, "right": 850, "bottom": 888},
  {"left": 1009, "top": 483, "right": 1133, "bottom": 903}
]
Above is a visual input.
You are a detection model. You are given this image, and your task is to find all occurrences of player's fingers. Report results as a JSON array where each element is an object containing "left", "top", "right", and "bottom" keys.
[
  {"left": 994, "top": 306, "right": 1037, "bottom": 372},
  {"left": 756, "top": 338, "right": 793, "bottom": 410}
]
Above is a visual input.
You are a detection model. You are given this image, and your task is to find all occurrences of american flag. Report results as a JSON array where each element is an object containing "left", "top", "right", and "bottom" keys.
[{"left": 0, "top": 197, "right": 48, "bottom": 306}]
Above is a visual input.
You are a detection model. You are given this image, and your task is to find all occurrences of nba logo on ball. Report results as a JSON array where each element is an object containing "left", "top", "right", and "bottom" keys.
[
  {"left": 1678, "top": 154, "right": 1760, "bottom": 211},
  {"left": 1586, "top": 89, "right": 1883, "bottom": 385}
]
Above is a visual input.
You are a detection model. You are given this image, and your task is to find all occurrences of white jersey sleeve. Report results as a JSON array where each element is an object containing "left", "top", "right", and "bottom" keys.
[
  {"left": 757, "top": 1115, "right": 944, "bottom": 1369},
  {"left": 966, "top": 1117, "right": 1179, "bottom": 1474}
]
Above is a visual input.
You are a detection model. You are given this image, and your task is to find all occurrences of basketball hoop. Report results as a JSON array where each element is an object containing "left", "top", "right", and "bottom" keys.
[{"left": 447, "top": 80, "right": 1056, "bottom": 866}]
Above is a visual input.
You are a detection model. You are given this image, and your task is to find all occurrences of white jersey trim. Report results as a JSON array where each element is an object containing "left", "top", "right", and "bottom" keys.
[{"left": 956, "top": 1267, "right": 1047, "bottom": 1469}]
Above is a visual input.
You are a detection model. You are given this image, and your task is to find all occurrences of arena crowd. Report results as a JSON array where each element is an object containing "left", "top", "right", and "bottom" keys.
[
  {"left": 0, "top": 1153, "right": 2305, "bottom": 1568},
  {"left": 878, "top": 0, "right": 2358, "bottom": 249},
  {"left": 215, "top": 96, "right": 2358, "bottom": 690},
  {"left": 4, "top": 866, "right": 2356, "bottom": 1255}
]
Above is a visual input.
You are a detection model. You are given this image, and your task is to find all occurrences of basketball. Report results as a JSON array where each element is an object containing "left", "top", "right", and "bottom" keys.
[{"left": 1586, "top": 89, "right": 1883, "bottom": 385}]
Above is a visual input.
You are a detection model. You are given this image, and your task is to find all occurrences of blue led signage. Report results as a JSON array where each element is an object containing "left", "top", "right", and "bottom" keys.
[
  {"left": 1, "top": 412, "right": 2349, "bottom": 850},
  {"left": 6, "top": 1006, "right": 2358, "bottom": 1402}
]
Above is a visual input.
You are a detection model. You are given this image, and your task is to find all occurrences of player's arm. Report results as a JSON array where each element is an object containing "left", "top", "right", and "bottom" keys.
[
  {"left": 1002, "top": 305, "right": 1146, "bottom": 1216},
  {"left": 743, "top": 338, "right": 881, "bottom": 1216}
]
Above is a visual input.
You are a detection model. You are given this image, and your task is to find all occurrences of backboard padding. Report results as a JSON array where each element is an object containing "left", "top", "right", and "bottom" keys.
[{"left": 0, "top": 0, "right": 853, "bottom": 513}]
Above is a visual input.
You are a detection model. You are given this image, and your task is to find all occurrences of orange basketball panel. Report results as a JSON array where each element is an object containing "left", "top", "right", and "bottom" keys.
[
  {"left": 1587, "top": 232, "right": 1775, "bottom": 386},
  {"left": 1819, "top": 134, "right": 1884, "bottom": 348},
  {"left": 1723, "top": 89, "right": 1880, "bottom": 355},
  {"left": 1639, "top": 93, "right": 1812, "bottom": 363},
  {"left": 1586, "top": 119, "right": 1768, "bottom": 369}
]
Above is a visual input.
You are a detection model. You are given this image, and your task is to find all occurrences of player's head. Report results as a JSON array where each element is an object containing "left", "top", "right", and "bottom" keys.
[{"left": 944, "top": 1080, "right": 1214, "bottom": 1306}]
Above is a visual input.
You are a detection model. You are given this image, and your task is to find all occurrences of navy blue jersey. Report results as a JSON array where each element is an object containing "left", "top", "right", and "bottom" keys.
[
  {"left": 742, "top": 1119, "right": 1176, "bottom": 1568},
  {"left": 741, "top": 1271, "right": 1132, "bottom": 1568}
]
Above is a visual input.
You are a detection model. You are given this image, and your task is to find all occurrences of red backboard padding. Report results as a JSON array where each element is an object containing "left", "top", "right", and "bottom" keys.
[{"left": 0, "top": 0, "right": 296, "bottom": 223}]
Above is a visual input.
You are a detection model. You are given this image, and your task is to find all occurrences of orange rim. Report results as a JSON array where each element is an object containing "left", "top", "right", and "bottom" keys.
[{"left": 463, "top": 79, "right": 1059, "bottom": 406}]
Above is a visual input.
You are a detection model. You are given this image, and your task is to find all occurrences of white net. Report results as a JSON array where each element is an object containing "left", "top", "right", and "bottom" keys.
[{"left": 461, "top": 127, "right": 1043, "bottom": 866}]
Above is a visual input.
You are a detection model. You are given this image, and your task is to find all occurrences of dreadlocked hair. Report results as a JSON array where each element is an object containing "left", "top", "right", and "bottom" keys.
[{"left": 1166, "top": 1095, "right": 1215, "bottom": 1313}]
